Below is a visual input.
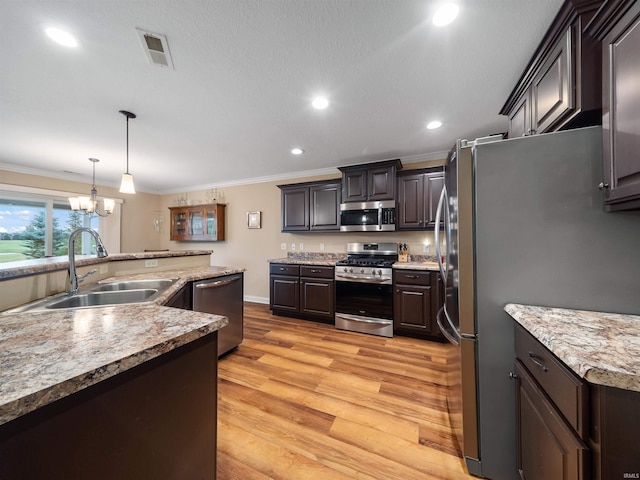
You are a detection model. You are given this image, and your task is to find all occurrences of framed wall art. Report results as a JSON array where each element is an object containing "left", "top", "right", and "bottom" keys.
[{"left": 247, "top": 211, "right": 261, "bottom": 229}]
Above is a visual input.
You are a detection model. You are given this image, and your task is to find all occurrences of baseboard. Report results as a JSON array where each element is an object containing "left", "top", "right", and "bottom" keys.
[{"left": 244, "top": 295, "right": 269, "bottom": 304}]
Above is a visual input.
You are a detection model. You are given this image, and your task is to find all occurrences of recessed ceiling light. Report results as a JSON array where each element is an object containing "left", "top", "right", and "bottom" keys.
[
  {"left": 312, "top": 97, "right": 329, "bottom": 110},
  {"left": 291, "top": 148, "right": 304, "bottom": 155},
  {"left": 44, "top": 27, "right": 79, "bottom": 48},
  {"left": 433, "top": 4, "right": 459, "bottom": 26},
  {"left": 427, "top": 120, "right": 442, "bottom": 130}
]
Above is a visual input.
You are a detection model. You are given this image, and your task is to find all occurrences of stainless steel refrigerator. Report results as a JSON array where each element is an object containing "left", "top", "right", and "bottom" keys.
[{"left": 434, "top": 126, "right": 640, "bottom": 479}]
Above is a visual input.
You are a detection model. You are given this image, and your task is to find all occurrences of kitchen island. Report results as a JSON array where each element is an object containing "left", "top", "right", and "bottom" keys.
[{"left": 0, "top": 263, "right": 244, "bottom": 480}]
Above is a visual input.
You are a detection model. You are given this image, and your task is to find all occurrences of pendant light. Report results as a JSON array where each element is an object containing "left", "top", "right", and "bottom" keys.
[
  {"left": 119, "top": 110, "right": 136, "bottom": 194},
  {"left": 69, "top": 158, "right": 115, "bottom": 216}
]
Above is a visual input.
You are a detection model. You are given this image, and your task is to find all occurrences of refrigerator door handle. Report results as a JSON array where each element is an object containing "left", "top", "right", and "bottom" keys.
[
  {"left": 434, "top": 185, "right": 447, "bottom": 283},
  {"left": 436, "top": 306, "right": 459, "bottom": 346}
]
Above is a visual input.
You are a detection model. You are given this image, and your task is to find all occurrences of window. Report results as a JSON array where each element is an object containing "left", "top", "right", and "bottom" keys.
[{"left": 0, "top": 185, "right": 120, "bottom": 265}]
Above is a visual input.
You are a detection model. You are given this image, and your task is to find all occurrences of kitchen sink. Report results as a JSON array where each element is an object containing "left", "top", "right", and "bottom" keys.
[
  {"left": 5, "top": 278, "right": 179, "bottom": 313},
  {"left": 93, "top": 278, "right": 177, "bottom": 291},
  {"left": 44, "top": 289, "right": 159, "bottom": 309}
]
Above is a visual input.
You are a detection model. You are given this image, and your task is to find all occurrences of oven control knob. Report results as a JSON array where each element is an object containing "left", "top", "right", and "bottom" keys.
[
  {"left": 343, "top": 267, "right": 348, "bottom": 273},
  {"left": 377, "top": 269, "right": 382, "bottom": 276},
  {"left": 349, "top": 268, "right": 353, "bottom": 274},
  {"left": 360, "top": 268, "right": 365, "bottom": 274}
]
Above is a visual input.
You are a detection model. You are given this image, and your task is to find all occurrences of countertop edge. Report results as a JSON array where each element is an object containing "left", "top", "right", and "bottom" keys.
[
  {"left": 0, "top": 320, "right": 225, "bottom": 426},
  {"left": 505, "top": 303, "right": 640, "bottom": 392},
  {"left": 0, "top": 250, "right": 213, "bottom": 281}
]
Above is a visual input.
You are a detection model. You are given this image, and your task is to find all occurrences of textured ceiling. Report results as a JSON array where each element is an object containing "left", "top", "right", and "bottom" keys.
[{"left": 0, "top": 0, "right": 563, "bottom": 194}]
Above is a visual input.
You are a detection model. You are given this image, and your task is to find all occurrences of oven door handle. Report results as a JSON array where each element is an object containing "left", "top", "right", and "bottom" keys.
[
  {"left": 335, "top": 276, "right": 391, "bottom": 284},
  {"left": 336, "top": 313, "right": 392, "bottom": 326}
]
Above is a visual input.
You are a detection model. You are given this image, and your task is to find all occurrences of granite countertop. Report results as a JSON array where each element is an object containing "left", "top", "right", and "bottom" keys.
[
  {"left": 269, "top": 252, "right": 346, "bottom": 266},
  {"left": 392, "top": 261, "right": 440, "bottom": 271},
  {"left": 0, "top": 265, "right": 243, "bottom": 426},
  {"left": 269, "top": 253, "right": 441, "bottom": 270},
  {"left": 505, "top": 303, "right": 640, "bottom": 392},
  {"left": 0, "top": 250, "right": 213, "bottom": 280}
]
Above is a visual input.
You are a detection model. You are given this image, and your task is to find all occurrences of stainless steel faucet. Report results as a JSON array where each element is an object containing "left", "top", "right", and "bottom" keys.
[{"left": 68, "top": 227, "right": 108, "bottom": 295}]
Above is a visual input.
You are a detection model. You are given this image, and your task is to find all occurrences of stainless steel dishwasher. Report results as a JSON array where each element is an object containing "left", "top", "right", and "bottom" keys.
[{"left": 192, "top": 273, "right": 243, "bottom": 356}]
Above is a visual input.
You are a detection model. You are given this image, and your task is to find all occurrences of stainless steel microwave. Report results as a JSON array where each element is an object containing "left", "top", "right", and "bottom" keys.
[{"left": 339, "top": 200, "right": 396, "bottom": 232}]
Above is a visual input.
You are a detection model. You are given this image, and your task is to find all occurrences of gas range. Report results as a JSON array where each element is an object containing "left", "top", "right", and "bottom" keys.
[
  {"left": 334, "top": 242, "right": 399, "bottom": 338},
  {"left": 334, "top": 242, "right": 398, "bottom": 284}
]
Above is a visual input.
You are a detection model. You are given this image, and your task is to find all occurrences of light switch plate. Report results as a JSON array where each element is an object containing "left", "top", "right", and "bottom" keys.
[
  {"left": 280, "top": 243, "right": 287, "bottom": 250},
  {"left": 291, "top": 243, "right": 296, "bottom": 251},
  {"left": 423, "top": 244, "right": 430, "bottom": 252},
  {"left": 299, "top": 243, "right": 304, "bottom": 251},
  {"left": 320, "top": 243, "right": 325, "bottom": 251},
  {"left": 144, "top": 259, "right": 159, "bottom": 268}
]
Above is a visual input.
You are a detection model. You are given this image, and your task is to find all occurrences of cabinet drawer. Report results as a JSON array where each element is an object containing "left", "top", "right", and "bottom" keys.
[
  {"left": 515, "top": 324, "right": 588, "bottom": 438},
  {"left": 269, "top": 264, "right": 300, "bottom": 276},
  {"left": 300, "top": 265, "right": 334, "bottom": 279},
  {"left": 393, "top": 269, "right": 431, "bottom": 285}
]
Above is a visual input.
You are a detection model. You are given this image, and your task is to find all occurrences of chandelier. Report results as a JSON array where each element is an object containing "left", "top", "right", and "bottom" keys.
[{"left": 69, "top": 158, "right": 115, "bottom": 216}]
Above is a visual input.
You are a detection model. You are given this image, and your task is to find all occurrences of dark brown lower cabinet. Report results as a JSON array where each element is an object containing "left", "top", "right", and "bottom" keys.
[
  {"left": 590, "top": 384, "right": 640, "bottom": 480},
  {"left": 513, "top": 323, "right": 640, "bottom": 480},
  {"left": 0, "top": 333, "right": 218, "bottom": 480},
  {"left": 393, "top": 269, "right": 444, "bottom": 341},
  {"left": 269, "top": 263, "right": 334, "bottom": 323},
  {"left": 515, "top": 360, "right": 589, "bottom": 480}
]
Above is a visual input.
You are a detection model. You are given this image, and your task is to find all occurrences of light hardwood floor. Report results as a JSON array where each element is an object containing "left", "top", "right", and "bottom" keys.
[{"left": 217, "top": 303, "right": 474, "bottom": 480}]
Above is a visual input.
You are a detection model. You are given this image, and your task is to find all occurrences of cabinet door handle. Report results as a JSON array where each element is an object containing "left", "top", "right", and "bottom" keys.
[
  {"left": 598, "top": 182, "right": 610, "bottom": 190},
  {"left": 279, "top": 267, "right": 286, "bottom": 271},
  {"left": 404, "top": 275, "right": 418, "bottom": 279},
  {"left": 509, "top": 372, "right": 518, "bottom": 380},
  {"left": 310, "top": 269, "right": 321, "bottom": 273},
  {"left": 528, "top": 352, "right": 548, "bottom": 372}
]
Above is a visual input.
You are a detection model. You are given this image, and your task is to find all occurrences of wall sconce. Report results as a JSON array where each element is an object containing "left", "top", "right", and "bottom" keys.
[
  {"left": 69, "top": 158, "right": 115, "bottom": 216},
  {"left": 119, "top": 110, "right": 136, "bottom": 194}
]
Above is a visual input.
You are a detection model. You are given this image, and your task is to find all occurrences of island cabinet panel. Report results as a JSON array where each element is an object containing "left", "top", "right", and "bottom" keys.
[
  {"left": 393, "top": 270, "right": 444, "bottom": 340},
  {"left": 501, "top": 0, "right": 603, "bottom": 138},
  {"left": 0, "top": 333, "right": 218, "bottom": 480},
  {"left": 590, "top": 0, "right": 640, "bottom": 211}
]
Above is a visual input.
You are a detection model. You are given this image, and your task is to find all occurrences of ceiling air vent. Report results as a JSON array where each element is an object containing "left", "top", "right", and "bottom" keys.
[{"left": 135, "top": 28, "right": 174, "bottom": 69}]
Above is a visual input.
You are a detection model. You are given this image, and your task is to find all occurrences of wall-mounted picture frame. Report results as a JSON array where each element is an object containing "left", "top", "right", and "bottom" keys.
[{"left": 247, "top": 211, "right": 261, "bottom": 229}]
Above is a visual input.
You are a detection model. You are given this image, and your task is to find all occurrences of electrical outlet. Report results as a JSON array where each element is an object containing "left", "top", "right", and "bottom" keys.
[
  {"left": 280, "top": 243, "right": 287, "bottom": 250},
  {"left": 291, "top": 243, "right": 296, "bottom": 251},
  {"left": 99, "top": 264, "right": 108, "bottom": 274},
  {"left": 320, "top": 243, "right": 325, "bottom": 251},
  {"left": 144, "top": 259, "right": 159, "bottom": 268},
  {"left": 299, "top": 243, "right": 304, "bottom": 251},
  {"left": 423, "top": 244, "right": 430, "bottom": 252}
]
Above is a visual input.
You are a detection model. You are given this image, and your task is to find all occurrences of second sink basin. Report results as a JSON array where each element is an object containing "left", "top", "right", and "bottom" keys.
[
  {"left": 45, "top": 289, "right": 159, "bottom": 309},
  {"left": 93, "top": 278, "right": 177, "bottom": 291}
]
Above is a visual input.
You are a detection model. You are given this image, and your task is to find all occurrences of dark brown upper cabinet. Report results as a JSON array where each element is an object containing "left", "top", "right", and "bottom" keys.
[
  {"left": 397, "top": 168, "right": 444, "bottom": 230},
  {"left": 589, "top": 0, "right": 640, "bottom": 211},
  {"left": 338, "top": 159, "right": 402, "bottom": 202},
  {"left": 278, "top": 180, "right": 341, "bottom": 232},
  {"left": 500, "top": 0, "right": 603, "bottom": 138}
]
